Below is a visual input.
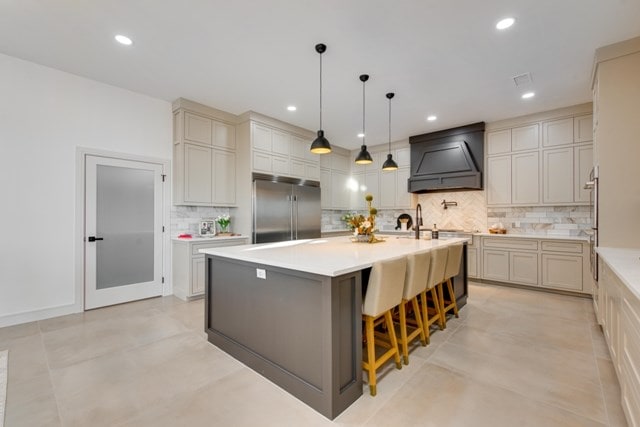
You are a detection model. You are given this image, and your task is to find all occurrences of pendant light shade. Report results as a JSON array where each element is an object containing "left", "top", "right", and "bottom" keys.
[
  {"left": 310, "top": 43, "right": 332, "bottom": 154},
  {"left": 382, "top": 92, "right": 399, "bottom": 171},
  {"left": 354, "top": 74, "right": 373, "bottom": 165}
]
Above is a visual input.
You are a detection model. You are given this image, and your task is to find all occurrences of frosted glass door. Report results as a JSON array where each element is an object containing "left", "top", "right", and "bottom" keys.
[{"left": 85, "top": 155, "right": 163, "bottom": 309}]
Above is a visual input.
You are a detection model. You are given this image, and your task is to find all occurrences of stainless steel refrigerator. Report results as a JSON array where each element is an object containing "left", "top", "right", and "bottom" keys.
[{"left": 253, "top": 175, "right": 321, "bottom": 243}]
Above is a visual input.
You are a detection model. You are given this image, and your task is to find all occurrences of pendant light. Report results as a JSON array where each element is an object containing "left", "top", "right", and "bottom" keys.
[
  {"left": 355, "top": 74, "right": 373, "bottom": 164},
  {"left": 382, "top": 92, "right": 399, "bottom": 171},
  {"left": 310, "top": 43, "right": 332, "bottom": 154}
]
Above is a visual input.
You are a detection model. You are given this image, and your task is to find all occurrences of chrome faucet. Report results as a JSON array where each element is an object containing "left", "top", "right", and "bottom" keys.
[{"left": 415, "top": 203, "right": 423, "bottom": 239}]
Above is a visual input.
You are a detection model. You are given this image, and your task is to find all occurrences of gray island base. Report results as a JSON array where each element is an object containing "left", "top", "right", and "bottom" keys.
[{"left": 202, "top": 236, "right": 468, "bottom": 419}]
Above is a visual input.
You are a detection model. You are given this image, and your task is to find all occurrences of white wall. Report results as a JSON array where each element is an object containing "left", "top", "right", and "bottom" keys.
[{"left": 0, "top": 53, "right": 172, "bottom": 326}]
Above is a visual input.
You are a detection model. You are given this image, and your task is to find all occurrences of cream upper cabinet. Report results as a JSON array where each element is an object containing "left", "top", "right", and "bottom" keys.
[
  {"left": 379, "top": 169, "right": 396, "bottom": 208},
  {"left": 290, "top": 135, "right": 308, "bottom": 159},
  {"left": 213, "top": 150, "right": 236, "bottom": 205},
  {"left": 574, "top": 114, "right": 593, "bottom": 143},
  {"left": 512, "top": 152, "right": 539, "bottom": 204},
  {"left": 252, "top": 123, "right": 272, "bottom": 151},
  {"left": 173, "top": 100, "right": 238, "bottom": 207},
  {"left": 213, "top": 121, "right": 236, "bottom": 150},
  {"left": 395, "top": 148, "right": 411, "bottom": 167},
  {"left": 353, "top": 171, "right": 379, "bottom": 209},
  {"left": 542, "top": 117, "right": 574, "bottom": 147},
  {"left": 511, "top": 124, "right": 539, "bottom": 151},
  {"left": 183, "top": 143, "right": 212, "bottom": 204},
  {"left": 395, "top": 168, "right": 411, "bottom": 208},
  {"left": 331, "top": 171, "right": 350, "bottom": 209},
  {"left": 271, "top": 130, "right": 290, "bottom": 156},
  {"left": 543, "top": 147, "right": 574, "bottom": 204},
  {"left": 184, "top": 112, "right": 212, "bottom": 145},
  {"left": 320, "top": 169, "right": 332, "bottom": 209},
  {"left": 487, "top": 129, "right": 511, "bottom": 155},
  {"left": 487, "top": 155, "right": 511, "bottom": 205},
  {"left": 272, "top": 155, "right": 289, "bottom": 175}
]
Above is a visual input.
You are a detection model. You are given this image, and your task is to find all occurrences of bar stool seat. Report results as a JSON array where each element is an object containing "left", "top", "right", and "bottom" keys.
[
  {"left": 438, "top": 243, "right": 463, "bottom": 328},
  {"left": 362, "top": 256, "right": 407, "bottom": 396},
  {"left": 422, "top": 246, "right": 448, "bottom": 342},
  {"left": 396, "top": 251, "right": 429, "bottom": 365}
]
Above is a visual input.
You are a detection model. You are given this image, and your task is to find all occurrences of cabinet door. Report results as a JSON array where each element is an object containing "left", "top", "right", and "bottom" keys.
[
  {"left": 290, "top": 159, "right": 305, "bottom": 178},
  {"left": 184, "top": 143, "right": 212, "bottom": 204},
  {"left": 510, "top": 252, "right": 538, "bottom": 285},
  {"left": 331, "top": 171, "right": 350, "bottom": 209},
  {"left": 512, "top": 152, "right": 539, "bottom": 204},
  {"left": 252, "top": 151, "right": 272, "bottom": 173},
  {"left": 543, "top": 118, "right": 573, "bottom": 147},
  {"left": 543, "top": 147, "right": 574, "bottom": 204},
  {"left": 512, "top": 124, "right": 539, "bottom": 151},
  {"left": 483, "top": 249, "right": 509, "bottom": 281},
  {"left": 395, "top": 168, "right": 411, "bottom": 208},
  {"left": 541, "top": 253, "right": 583, "bottom": 291},
  {"left": 305, "top": 163, "right": 320, "bottom": 180},
  {"left": 191, "top": 256, "right": 206, "bottom": 295},
  {"left": 290, "top": 135, "right": 307, "bottom": 159},
  {"left": 574, "top": 144, "right": 593, "bottom": 203},
  {"left": 487, "top": 129, "right": 511, "bottom": 155},
  {"left": 272, "top": 155, "right": 289, "bottom": 175},
  {"left": 320, "top": 169, "right": 332, "bottom": 209},
  {"left": 271, "top": 130, "right": 290, "bottom": 156},
  {"left": 212, "top": 121, "right": 236, "bottom": 150},
  {"left": 467, "top": 247, "right": 478, "bottom": 278},
  {"left": 379, "top": 170, "right": 396, "bottom": 208},
  {"left": 252, "top": 123, "right": 272, "bottom": 151},
  {"left": 184, "top": 112, "right": 212, "bottom": 145},
  {"left": 574, "top": 115, "right": 593, "bottom": 143},
  {"left": 355, "top": 171, "right": 379, "bottom": 209},
  {"left": 395, "top": 148, "right": 411, "bottom": 167},
  {"left": 213, "top": 150, "right": 236, "bottom": 205},
  {"left": 487, "top": 155, "right": 511, "bottom": 205},
  {"left": 332, "top": 153, "right": 350, "bottom": 173}
]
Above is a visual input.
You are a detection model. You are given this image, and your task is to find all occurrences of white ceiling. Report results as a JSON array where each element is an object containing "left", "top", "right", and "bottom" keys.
[{"left": 1, "top": 1, "right": 639, "bottom": 150}]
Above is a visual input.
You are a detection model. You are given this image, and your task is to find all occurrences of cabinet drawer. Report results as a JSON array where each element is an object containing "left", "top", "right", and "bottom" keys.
[
  {"left": 191, "top": 239, "right": 248, "bottom": 255},
  {"left": 541, "top": 254, "right": 583, "bottom": 291},
  {"left": 482, "top": 238, "right": 538, "bottom": 251},
  {"left": 541, "top": 241, "right": 583, "bottom": 254}
]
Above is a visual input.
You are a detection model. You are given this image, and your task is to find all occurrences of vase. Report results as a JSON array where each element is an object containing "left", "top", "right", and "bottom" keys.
[{"left": 356, "top": 234, "right": 371, "bottom": 243}]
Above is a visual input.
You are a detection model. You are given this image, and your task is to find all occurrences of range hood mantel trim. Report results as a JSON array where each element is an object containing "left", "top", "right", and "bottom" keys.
[{"left": 408, "top": 122, "right": 485, "bottom": 193}]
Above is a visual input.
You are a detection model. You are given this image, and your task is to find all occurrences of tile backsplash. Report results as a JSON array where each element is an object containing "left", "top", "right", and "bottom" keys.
[
  {"left": 488, "top": 206, "right": 591, "bottom": 236},
  {"left": 170, "top": 206, "right": 231, "bottom": 236},
  {"left": 416, "top": 191, "right": 487, "bottom": 232}
]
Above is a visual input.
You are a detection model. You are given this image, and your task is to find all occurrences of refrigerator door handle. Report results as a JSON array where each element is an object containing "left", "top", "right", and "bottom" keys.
[{"left": 293, "top": 195, "right": 298, "bottom": 240}]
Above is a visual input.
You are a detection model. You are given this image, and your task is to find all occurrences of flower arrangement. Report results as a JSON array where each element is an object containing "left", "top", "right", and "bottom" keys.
[
  {"left": 349, "top": 194, "right": 379, "bottom": 243},
  {"left": 216, "top": 214, "right": 231, "bottom": 233}
]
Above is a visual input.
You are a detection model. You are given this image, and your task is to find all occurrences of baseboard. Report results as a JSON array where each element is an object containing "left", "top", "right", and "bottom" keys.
[
  {"left": 471, "top": 278, "right": 592, "bottom": 299},
  {"left": 0, "top": 303, "right": 80, "bottom": 328}
]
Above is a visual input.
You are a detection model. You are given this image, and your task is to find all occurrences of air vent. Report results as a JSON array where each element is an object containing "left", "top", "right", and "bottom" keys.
[{"left": 513, "top": 72, "right": 533, "bottom": 87}]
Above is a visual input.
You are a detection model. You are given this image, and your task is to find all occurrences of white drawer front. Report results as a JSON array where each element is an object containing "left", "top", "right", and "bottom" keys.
[
  {"left": 482, "top": 238, "right": 538, "bottom": 251},
  {"left": 541, "top": 241, "right": 583, "bottom": 254}
]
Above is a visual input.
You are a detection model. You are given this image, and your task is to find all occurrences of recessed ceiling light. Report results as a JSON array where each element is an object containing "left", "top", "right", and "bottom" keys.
[
  {"left": 114, "top": 34, "right": 133, "bottom": 45},
  {"left": 357, "top": 133, "right": 365, "bottom": 138},
  {"left": 287, "top": 105, "right": 297, "bottom": 111},
  {"left": 496, "top": 17, "right": 515, "bottom": 30},
  {"left": 427, "top": 115, "right": 437, "bottom": 121},
  {"left": 521, "top": 92, "right": 535, "bottom": 99}
]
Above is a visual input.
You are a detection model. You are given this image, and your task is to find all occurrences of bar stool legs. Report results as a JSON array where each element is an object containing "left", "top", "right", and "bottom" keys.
[
  {"left": 362, "top": 311, "right": 402, "bottom": 396},
  {"left": 398, "top": 297, "right": 427, "bottom": 365}
]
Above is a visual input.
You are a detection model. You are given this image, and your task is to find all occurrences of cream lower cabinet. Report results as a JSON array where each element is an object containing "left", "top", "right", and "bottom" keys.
[
  {"left": 467, "top": 236, "right": 479, "bottom": 278},
  {"left": 172, "top": 237, "right": 248, "bottom": 300},
  {"left": 480, "top": 237, "right": 589, "bottom": 293}
]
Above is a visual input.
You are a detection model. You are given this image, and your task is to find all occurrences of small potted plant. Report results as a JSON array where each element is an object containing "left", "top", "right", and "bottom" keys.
[{"left": 215, "top": 214, "right": 231, "bottom": 235}]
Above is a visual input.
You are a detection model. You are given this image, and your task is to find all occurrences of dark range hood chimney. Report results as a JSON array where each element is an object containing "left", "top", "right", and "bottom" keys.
[{"left": 408, "top": 122, "right": 485, "bottom": 193}]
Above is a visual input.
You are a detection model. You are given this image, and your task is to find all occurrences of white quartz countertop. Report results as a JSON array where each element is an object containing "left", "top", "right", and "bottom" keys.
[
  {"left": 597, "top": 247, "right": 640, "bottom": 300},
  {"left": 172, "top": 235, "right": 248, "bottom": 242},
  {"left": 474, "top": 233, "right": 589, "bottom": 241},
  {"left": 200, "top": 235, "right": 470, "bottom": 277}
]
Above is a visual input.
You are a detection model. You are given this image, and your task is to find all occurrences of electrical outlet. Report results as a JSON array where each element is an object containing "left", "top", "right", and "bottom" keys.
[{"left": 256, "top": 268, "right": 266, "bottom": 279}]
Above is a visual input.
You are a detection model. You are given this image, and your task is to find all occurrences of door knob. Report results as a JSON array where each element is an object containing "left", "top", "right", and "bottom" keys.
[{"left": 87, "top": 236, "right": 104, "bottom": 242}]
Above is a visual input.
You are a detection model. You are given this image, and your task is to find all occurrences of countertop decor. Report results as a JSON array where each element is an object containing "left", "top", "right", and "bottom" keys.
[
  {"left": 348, "top": 194, "right": 379, "bottom": 243},
  {"left": 215, "top": 214, "right": 231, "bottom": 235}
]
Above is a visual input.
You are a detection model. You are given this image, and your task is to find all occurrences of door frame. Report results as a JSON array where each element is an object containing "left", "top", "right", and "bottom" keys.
[{"left": 75, "top": 147, "right": 171, "bottom": 312}]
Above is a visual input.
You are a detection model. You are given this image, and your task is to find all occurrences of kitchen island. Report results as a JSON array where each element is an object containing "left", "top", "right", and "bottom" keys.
[{"left": 201, "top": 235, "right": 469, "bottom": 419}]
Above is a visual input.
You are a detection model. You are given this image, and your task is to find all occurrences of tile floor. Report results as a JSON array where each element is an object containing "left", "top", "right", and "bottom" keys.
[{"left": 0, "top": 283, "right": 628, "bottom": 426}]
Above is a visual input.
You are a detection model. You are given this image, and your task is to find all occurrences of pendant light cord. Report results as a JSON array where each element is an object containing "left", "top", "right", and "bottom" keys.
[
  {"left": 319, "top": 52, "right": 323, "bottom": 130},
  {"left": 362, "top": 79, "right": 366, "bottom": 145},
  {"left": 388, "top": 96, "right": 392, "bottom": 151}
]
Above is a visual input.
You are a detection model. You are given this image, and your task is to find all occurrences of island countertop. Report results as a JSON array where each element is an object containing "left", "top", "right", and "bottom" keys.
[{"left": 200, "top": 235, "right": 470, "bottom": 277}]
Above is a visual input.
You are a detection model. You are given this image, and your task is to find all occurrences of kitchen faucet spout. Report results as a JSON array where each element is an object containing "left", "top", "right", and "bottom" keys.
[{"left": 415, "top": 203, "right": 423, "bottom": 239}]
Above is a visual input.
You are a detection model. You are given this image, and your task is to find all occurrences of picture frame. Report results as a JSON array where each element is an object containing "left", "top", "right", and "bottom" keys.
[{"left": 199, "top": 220, "right": 216, "bottom": 236}]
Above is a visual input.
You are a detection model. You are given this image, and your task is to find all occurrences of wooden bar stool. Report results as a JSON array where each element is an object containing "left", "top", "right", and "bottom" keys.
[
  {"left": 396, "top": 251, "right": 429, "bottom": 365},
  {"left": 438, "top": 243, "right": 463, "bottom": 328},
  {"left": 422, "top": 246, "right": 448, "bottom": 342},
  {"left": 362, "top": 256, "right": 407, "bottom": 396}
]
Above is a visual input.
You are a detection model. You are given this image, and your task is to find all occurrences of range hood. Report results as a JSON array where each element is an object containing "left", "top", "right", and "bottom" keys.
[{"left": 408, "top": 122, "right": 485, "bottom": 193}]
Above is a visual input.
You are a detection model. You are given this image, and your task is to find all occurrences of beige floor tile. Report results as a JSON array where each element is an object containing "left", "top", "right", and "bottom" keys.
[
  {"left": 429, "top": 341, "right": 607, "bottom": 423},
  {"left": 361, "top": 362, "right": 606, "bottom": 427},
  {"left": 5, "top": 372, "right": 61, "bottom": 427},
  {"left": 4, "top": 334, "right": 49, "bottom": 384},
  {"left": 0, "top": 321, "right": 39, "bottom": 347},
  {"left": 597, "top": 357, "right": 629, "bottom": 426},
  {"left": 117, "top": 368, "right": 334, "bottom": 427}
]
